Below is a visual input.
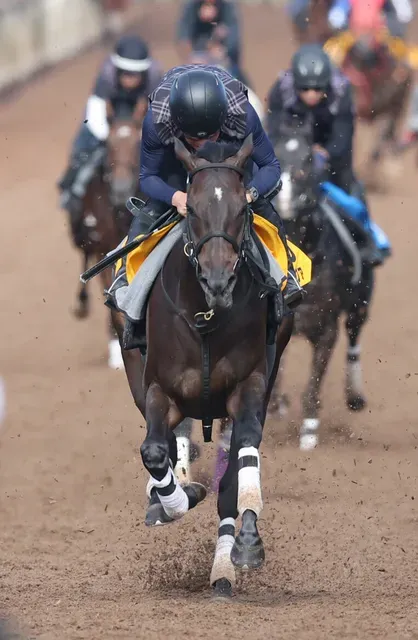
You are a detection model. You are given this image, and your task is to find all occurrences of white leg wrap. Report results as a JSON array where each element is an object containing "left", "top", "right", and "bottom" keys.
[
  {"left": 146, "top": 468, "right": 189, "bottom": 520},
  {"left": 300, "top": 418, "right": 319, "bottom": 451},
  {"left": 210, "top": 518, "right": 236, "bottom": 587},
  {"left": 237, "top": 447, "right": 262, "bottom": 517}
]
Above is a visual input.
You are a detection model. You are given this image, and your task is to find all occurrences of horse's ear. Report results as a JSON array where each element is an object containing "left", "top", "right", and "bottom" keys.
[
  {"left": 230, "top": 133, "right": 254, "bottom": 169},
  {"left": 174, "top": 137, "right": 197, "bottom": 172}
]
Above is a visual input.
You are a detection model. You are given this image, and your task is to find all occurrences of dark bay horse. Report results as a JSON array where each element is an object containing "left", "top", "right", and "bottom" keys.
[
  {"left": 270, "top": 120, "right": 375, "bottom": 449},
  {"left": 116, "top": 136, "right": 294, "bottom": 596},
  {"left": 71, "top": 99, "right": 146, "bottom": 369}
]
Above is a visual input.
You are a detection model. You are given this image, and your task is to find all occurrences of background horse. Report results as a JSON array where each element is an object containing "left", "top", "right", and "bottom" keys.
[
  {"left": 325, "top": 3, "right": 412, "bottom": 180},
  {"left": 116, "top": 136, "right": 293, "bottom": 596},
  {"left": 71, "top": 99, "right": 145, "bottom": 369},
  {"left": 270, "top": 119, "right": 374, "bottom": 449}
]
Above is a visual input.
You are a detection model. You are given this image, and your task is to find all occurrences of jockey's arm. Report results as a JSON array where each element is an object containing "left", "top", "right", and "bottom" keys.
[
  {"left": 324, "top": 84, "right": 354, "bottom": 161},
  {"left": 84, "top": 67, "right": 113, "bottom": 141},
  {"left": 265, "top": 78, "right": 284, "bottom": 145},
  {"left": 84, "top": 95, "right": 109, "bottom": 141},
  {"left": 245, "top": 102, "right": 281, "bottom": 197},
  {"left": 139, "top": 109, "right": 180, "bottom": 206}
]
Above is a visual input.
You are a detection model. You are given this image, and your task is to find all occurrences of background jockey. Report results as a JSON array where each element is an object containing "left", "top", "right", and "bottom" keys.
[
  {"left": 327, "top": 0, "right": 413, "bottom": 38},
  {"left": 126, "top": 65, "right": 305, "bottom": 309},
  {"left": 266, "top": 43, "right": 384, "bottom": 266},
  {"left": 176, "top": 1, "right": 246, "bottom": 82},
  {"left": 58, "top": 34, "right": 163, "bottom": 217}
]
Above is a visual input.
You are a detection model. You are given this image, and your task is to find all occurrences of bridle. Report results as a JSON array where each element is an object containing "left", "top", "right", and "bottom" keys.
[{"left": 182, "top": 162, "right": 252, "bottom": 278}]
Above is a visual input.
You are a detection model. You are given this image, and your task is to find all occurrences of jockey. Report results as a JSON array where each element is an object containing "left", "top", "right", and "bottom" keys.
[
  {"left": 128, "top": 64, "right": 305, "bottom": 309},
  {"left": 58, "top": 35, "right": 163, "bottom": 216},
  {"left": 327, "top": 0, "right": 413, "bottom": 38},
  {"left": 266, "top": 44, "right": 384, "bottom": 266},
  {"left": 176, "top": 1, "right": 245, "bottom": 83}
]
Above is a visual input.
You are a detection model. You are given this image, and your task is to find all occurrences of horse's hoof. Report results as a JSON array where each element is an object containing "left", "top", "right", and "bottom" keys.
[
  {"left": 183, "top": 482, "right": 207, "bottom": 509},
  {"left": 145, "top": 502, "right": 174, "bottom": 527},
  {"left": 299, "top": 433, "right": 318, "bottom": 451},
  {"left": 230, "top": 536, "right": 265, "bottom": 570},
  {"left": 347, "top": 394, "right": 367, "bottom": 412},
  {"left": 231, "top": 510, "right": 265, "bottom": 570},
  {"left": 108, "top": 339, "right": 124, "bottom": 370},
  {"left": 212, "top": 578, "right": 233, "bottom": 600}
]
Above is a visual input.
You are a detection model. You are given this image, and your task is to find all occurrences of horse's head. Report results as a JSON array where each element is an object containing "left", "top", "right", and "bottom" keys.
[
  {"left": 106, "top": 99, "right": 145, "bottom": 207},
  {"left": 174, "top": 135, "right": 253, "bottom": 310},
  {"left": 275, "top": 117, "right": 317, "bottom": 216}
]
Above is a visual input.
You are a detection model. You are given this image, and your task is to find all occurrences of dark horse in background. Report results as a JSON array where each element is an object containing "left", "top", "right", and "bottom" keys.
[
  {"left": 114, "top": 136, "right": 294, "bottom": 597},
  {"left": 70, "top": 99, "right": 146, "bottom": 369},
  {"left": 270, "top": 119, "right": 375, "bottom": 450}
]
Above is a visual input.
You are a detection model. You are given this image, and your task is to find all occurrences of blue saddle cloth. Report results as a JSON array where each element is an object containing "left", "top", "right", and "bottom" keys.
[{"left": 319, "top": 181, "right": 391, "bottom": 252}]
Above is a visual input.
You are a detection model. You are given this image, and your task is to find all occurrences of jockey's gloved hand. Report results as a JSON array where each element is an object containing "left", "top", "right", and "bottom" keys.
[{"left": 171, "top": 190, "right": 188, "bottom": 216}]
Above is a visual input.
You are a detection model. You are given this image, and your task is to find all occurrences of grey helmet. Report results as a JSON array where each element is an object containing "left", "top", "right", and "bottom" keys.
[{"left": 292, "top": 44, "right": 332, "bottom": 91}]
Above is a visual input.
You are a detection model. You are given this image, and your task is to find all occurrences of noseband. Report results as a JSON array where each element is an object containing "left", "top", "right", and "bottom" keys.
[{"left": 183, "top": 163, "right": 251, "bottom": 274}]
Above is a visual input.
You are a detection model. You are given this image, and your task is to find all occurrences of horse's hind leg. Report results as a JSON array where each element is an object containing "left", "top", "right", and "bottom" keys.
[
  {"left": 73, "top": 251, "right": 90, "bottom": 319},
  {"left": 227, "top": 373, "right": 267, "bottom": 571},
  {"left": 345, "top": 271, "right": 374, "bottom": 411},
  {"left": 300, "top": 322, "right": 339, "bottom": 450},
  {"left": 141, "top": 383, "right": 206, "bottom": 526}
]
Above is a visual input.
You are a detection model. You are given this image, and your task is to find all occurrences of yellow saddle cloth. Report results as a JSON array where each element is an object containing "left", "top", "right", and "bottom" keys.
[
  {"left": 324, "top": 29, "right": 413, "bottom": 67},
  {"left": 115, "top": 213, "right": 312, "bottom": 289}
]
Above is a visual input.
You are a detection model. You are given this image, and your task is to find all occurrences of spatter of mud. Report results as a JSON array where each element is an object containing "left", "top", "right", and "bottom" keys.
[{"left": 145, "top": 538, "right": 216, "bottom": 593}]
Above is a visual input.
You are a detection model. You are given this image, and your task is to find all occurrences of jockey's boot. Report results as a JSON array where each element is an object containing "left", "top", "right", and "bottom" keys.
[
  {"left": 253, "top": 197, "right": 306, "bottom": 310},
  {"left": 350, "top": 180, "right": 387, "bottom": 266},
  {"left": 58, "top": 147, "right": 105, "bottom": 217}
]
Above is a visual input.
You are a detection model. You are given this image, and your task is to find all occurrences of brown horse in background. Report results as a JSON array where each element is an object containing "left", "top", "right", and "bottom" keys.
[{"left": 71, "top": 98, "right": 146, "bottom": 369}]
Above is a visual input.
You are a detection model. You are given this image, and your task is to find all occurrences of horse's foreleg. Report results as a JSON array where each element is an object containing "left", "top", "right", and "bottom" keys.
[
  {"left": 210, "top": 428, "right": 239, "bottom": 598},
  {"left": 345, "top": 273, "right": 374, "bottom": 411},
  {"left": 301, "top": 322, "right": 339, "bottom": 450},
  {"left": 227, "top": 372, "right": 267, "bottom": 570},
  {"left": 141, "top": 383, "right": 206, "bottom": 526},
  {"left": 73, "top": 251, "right": 90, "bottom": 319}
]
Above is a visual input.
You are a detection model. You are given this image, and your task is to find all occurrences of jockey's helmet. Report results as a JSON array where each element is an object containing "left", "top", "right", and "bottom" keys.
[
  {"left": 169, "top": 69, "right": 228, "bottom": 139},
  {"left": 292, "top": 44, "right": 332, "bottom": 91},
  {"left": 111, "top": 35, "right": 152, "bottom": 74}
]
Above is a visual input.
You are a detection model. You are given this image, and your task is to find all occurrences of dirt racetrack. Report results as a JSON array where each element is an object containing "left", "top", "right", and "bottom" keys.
[{"left": 1, "top": 2, "right": 418, "bottom": 638}]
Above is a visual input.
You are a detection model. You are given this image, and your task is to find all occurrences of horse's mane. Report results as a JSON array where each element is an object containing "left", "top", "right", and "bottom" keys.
[{"left": 195, "top": 140, "right": 240, "bottom": 164}]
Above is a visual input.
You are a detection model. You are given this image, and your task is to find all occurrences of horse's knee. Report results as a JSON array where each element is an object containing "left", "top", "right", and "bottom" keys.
[{"left": 140, "top": 440, "right": 169, "bottom": 479}]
